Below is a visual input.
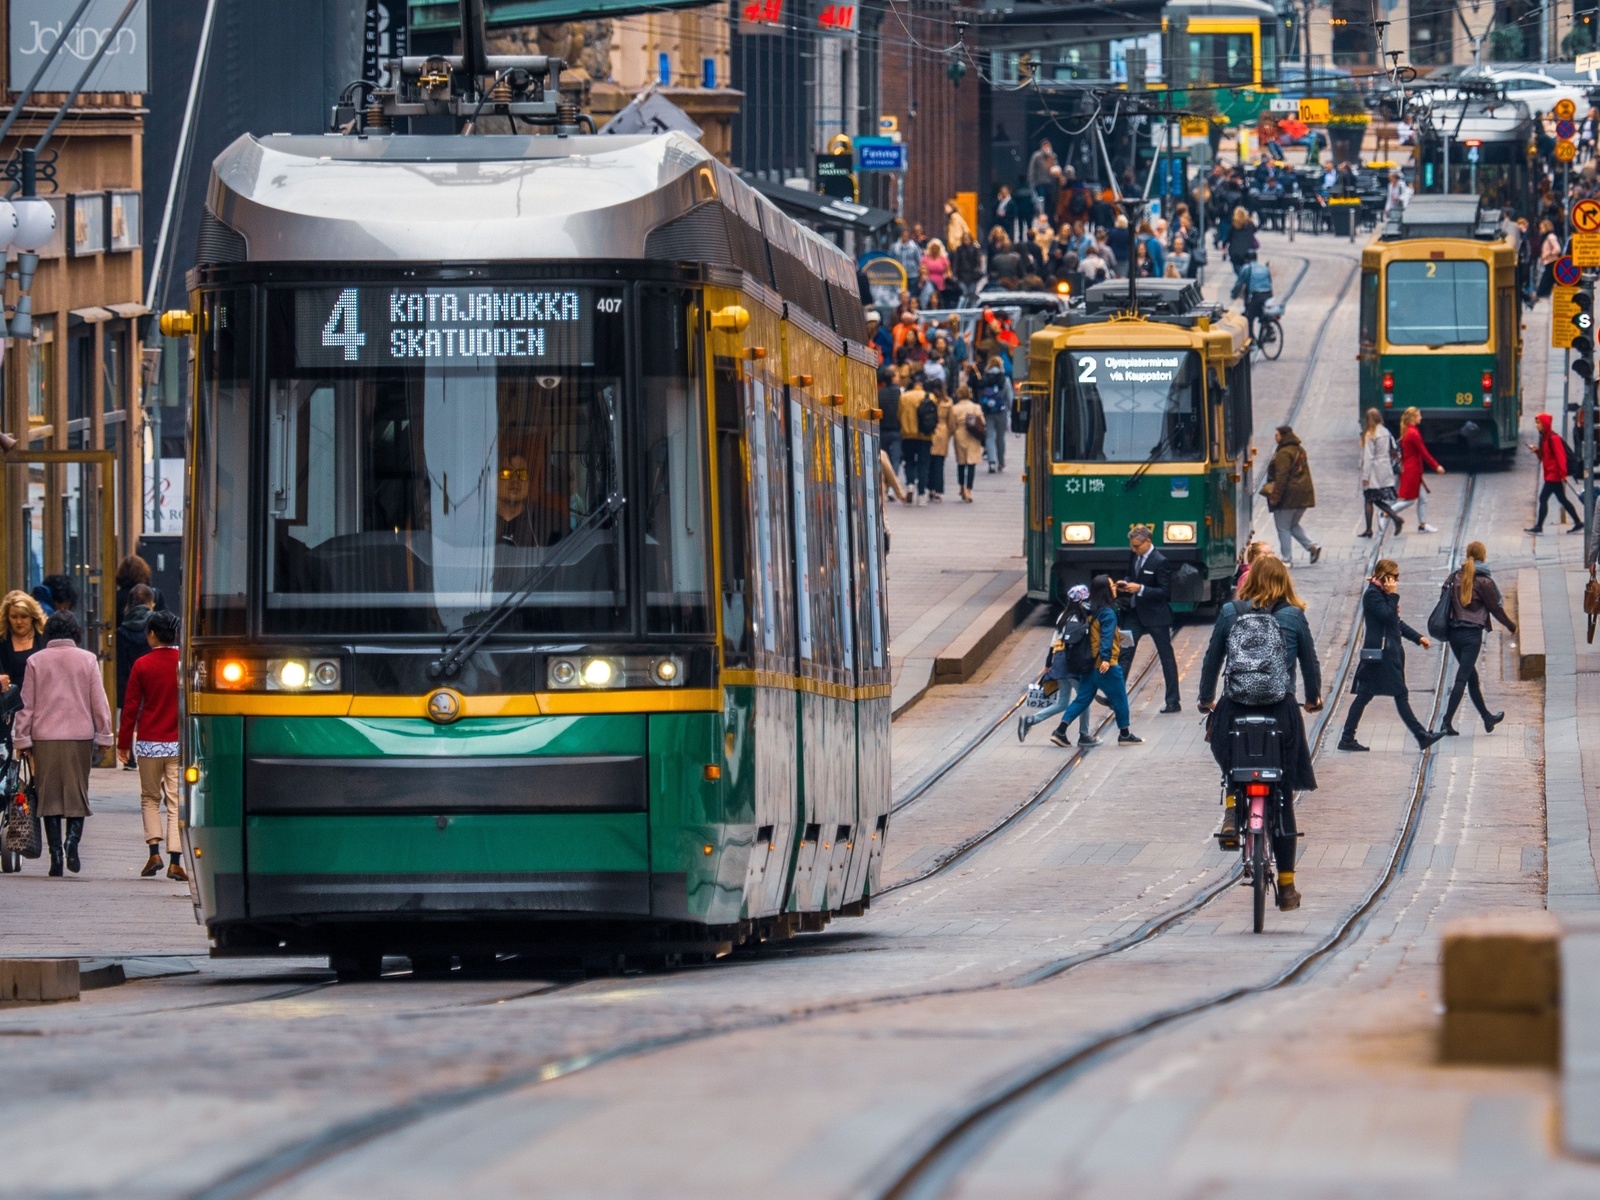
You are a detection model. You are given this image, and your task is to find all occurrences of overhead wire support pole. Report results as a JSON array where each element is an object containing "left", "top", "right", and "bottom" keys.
[{"left": 146, "top": 0, "right": 218, "bottom": 312}]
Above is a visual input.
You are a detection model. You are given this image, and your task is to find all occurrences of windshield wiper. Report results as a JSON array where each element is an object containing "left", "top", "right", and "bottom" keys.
[
  {"left": 1123, "top": 434, "right": 1170, "bottom": 491},
  {"left": 428, "top": 495, "right": 625, "bottom": 681}
]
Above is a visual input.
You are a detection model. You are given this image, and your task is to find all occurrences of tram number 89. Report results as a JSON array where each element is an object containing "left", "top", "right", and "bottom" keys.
[{"left": 1455, "top": 392, "right": 1476, "bottom": 405}]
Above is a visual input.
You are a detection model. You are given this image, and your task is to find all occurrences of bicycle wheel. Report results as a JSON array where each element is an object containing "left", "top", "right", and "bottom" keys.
[
  {"left": 1251, "top": 828, "right": 1267, "bottom": 933},
  {"left": 1261, "top": 318, "right": 1284, "bottom": 361}
]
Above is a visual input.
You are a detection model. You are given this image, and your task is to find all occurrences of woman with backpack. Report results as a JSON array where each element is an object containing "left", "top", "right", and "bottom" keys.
[
  {"left": 1525, "top": 411, "right": 1583, "bottom": 534},
  {"left": 1018, "top": 585, "right": 1097, "bottom": 747},
  {"left": 1339, "top": 558, "right": 1445, "bottom": 752},
  {"left": 949, "top": 386, "right": 986, "bottom": 502},
  {"left": 897, "top": 373, "right": 934, "bottom": 504},
  {"left": 1043, "top": 575, "right": 1142, "bottom": 747},
  {"left": 1434, "top": 541, "right": 1515, "bottom": 736},
  {"left": 1358, "top": 408, "right": 1405, "bottom": 537},
  {"left": 1196, "top": 555, "right": 1321, "bottom": 910}
]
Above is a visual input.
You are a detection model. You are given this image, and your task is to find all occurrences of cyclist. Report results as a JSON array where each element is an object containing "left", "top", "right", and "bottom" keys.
[
  {"left": 1231, "top": 250, "right": 1274, "bottom": 347},
  {"left": 1197, "top": 556, "right": 1321, "bottom": 911}
]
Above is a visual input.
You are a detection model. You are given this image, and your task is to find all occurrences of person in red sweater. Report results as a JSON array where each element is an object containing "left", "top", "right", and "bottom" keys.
[
  {"left": 1393, "top": 406, "right": 1445, "bottom": 532},
  {"left": 116, "top": 610, "right": 184, "bottom": 880},
  {"left": 1525, "top": 411, "right": 1583, "bottom": 534}
]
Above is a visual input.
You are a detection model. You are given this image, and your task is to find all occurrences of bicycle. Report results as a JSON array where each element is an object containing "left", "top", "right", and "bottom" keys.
[
  {"left": 1250, "top": 300, "right": 1284, "bottom": 362},
  {"left": 1218, "top": 712, "right": 1290, "bottom": 932}
]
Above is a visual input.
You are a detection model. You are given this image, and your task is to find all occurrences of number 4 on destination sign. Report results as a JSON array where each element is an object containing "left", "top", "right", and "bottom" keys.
[{"left": 322, "top": 288, "right": 366, "bottom": 361}]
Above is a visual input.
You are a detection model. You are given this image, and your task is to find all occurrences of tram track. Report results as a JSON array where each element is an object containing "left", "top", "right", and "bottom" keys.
[{"left": 869, "top": 473, "right": 1481, "bottom": 1200}]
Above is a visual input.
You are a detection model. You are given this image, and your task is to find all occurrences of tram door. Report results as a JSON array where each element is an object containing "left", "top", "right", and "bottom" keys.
[{"left": 0, "top": 450, "right": 118, "bottom": 704}]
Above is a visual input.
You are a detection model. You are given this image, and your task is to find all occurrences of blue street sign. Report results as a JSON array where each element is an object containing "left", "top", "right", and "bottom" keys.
[
  {"left": 1556, "top": 256, "right": 1582, "bottom": 287},
  {"left": 855, "top": 137, "right": 907, "bottom": 172},
  {"left": 1558, "top": 118, "right": 1578, "bottom": 140}
]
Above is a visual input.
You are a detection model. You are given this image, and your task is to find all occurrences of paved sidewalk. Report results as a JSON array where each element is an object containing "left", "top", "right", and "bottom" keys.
[
  {"left": 0, "top": 765, "right": 209, "bottom": 959},
  {"left": 886, "top": 452, "right": 1029, "bottom": 714}
]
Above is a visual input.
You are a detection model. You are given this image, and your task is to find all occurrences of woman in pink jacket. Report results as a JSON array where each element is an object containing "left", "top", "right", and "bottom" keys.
[{"left": 14, "top": 611, "right": 112, "bottom": 876}]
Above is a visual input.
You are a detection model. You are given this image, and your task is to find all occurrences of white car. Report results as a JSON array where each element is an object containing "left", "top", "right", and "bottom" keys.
[{"left": 1484, "top": 68, "right": 1594, "bottom": 118}]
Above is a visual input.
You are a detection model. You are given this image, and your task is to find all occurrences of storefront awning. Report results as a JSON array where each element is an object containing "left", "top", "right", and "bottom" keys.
[
  {"left": 106, "top": 302, "right": 150, "bottom": 318},
  {"left": 68, "top": 306, "right": 114, "bottom": 324}
]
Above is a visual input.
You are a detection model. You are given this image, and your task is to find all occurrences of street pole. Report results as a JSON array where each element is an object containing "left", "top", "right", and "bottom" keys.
[
  {"left": 1587, "top": 270, "right": 1597, "bottom": 560},
  {"left": 1566, "top": 158, "right": 1573, "bottom": 447}
]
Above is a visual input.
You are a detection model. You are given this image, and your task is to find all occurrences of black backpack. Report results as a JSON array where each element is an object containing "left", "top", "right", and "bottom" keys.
[
  {"left": 916, "top": 396, "right": 940, "bottom": 436},
  {"left": 1061, "top": 616, "right": 1095, "bottom": 676}
]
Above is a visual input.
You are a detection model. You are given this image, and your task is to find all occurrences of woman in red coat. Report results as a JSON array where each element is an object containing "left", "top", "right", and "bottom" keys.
[
  {"left": 1526, "top": 411, "right": 1583, "bottom": 533},
  {"left": 1394, "top": 406, "right": 1445, "bottom": 532}
]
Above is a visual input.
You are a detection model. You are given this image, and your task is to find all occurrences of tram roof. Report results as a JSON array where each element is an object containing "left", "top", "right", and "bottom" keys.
[
  {"left": 1163, "top": 0, "right": 1277, "bottom": 20},
  {"left": 201, "top": 131, "right": 867, "bottom": 339}
]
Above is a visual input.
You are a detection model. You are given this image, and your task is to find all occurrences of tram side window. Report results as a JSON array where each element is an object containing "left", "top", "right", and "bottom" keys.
[
  {"left": 1384, "top": 260, "right": 1490, "bottom": 346},
  {"left": 640, "top": 288, "right": 713, "bottom": 635},
  {"left": 1224, "top": 361, "right": 1253, "bottom": 458},
  {"left": 751, "top": 374, "right": 795, "bottom": 666},
  {"left": 1189, "top": 33, "right": 1255, "bottom": 86},
  {"left": 714, "top": 357, "right": 754, "bottom": 667},
  {"left": 1053, "top": 349, "right": 1204, "bottom": 463},
  {"left": 792, "top": 398, "right": 845, "bottom": 673},
  {"left": 851, "top": 426, "right": 886, "bottom": 675},
  {"left": 194, "top": 290, "right": 251, "bottom": 637}
]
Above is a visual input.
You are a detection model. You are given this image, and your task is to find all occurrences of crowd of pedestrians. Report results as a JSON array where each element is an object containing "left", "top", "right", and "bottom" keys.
[{"left": 1, "top": 555, "right": 182, "bottom": 881}]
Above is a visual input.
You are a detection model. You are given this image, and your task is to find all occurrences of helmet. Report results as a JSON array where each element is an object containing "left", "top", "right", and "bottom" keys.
[{"left": 1066, "top": 584, "right": 1090, "bottom": 603}]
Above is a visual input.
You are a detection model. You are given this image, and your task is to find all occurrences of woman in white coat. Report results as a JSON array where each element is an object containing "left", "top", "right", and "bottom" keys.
[{"left": 1358, "top": 407, "right": 1405, "bottom": 537}]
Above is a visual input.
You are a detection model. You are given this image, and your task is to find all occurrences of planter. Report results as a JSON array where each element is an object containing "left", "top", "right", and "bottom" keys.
[{"left": 1328, "top": 125, "right": 1367, "bottom": 162}]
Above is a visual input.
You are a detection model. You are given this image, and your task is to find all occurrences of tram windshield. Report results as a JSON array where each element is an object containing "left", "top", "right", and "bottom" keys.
[
  {"left": 230, "top": 284, "right": 710, "bottom": 637},
  {"left": 1384, "top": 260, "right": 1490, "bottom": 346},
  {"left": 1054, "top": 349, "right": 1205, "bottom": 463}
]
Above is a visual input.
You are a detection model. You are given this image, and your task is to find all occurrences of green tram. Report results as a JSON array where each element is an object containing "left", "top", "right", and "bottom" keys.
[
  {"left": 1021, "top": 279, "right": 1254, "bottom": 607},
  {"left": 1359, "top": 196, "right": 1522, "bottom": 454},
  {"left": 166, "top": 53, "right": 890, "bottom": 975}
]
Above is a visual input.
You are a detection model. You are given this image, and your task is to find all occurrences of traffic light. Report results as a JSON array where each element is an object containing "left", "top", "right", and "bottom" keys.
[{"left": 1574, "top": 291, "right": 1595, "bottom": 382}]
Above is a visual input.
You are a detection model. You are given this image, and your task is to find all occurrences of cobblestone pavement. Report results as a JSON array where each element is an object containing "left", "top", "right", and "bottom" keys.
[{"left": 0, "top": 238, "right": 1592, "bottom": 1199}]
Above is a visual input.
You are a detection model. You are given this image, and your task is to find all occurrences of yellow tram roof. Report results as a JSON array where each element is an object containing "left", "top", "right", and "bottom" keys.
[
  {"left": 1362, "top": 236, "right": 1514, "bottom": 269},
  {"left": 1030, "top": 310, "right": 1249, "bottom": 371}
]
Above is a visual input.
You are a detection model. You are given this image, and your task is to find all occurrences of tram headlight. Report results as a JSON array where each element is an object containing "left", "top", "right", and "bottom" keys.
[
  {"left": 201, "top": 655, "right": 345, "bottom": 693},
  {"left": 582, "top": 658, "right": 615, "bottom": 687},
  {"left": 217, "top": 659, "right": 247, "bottom": 688},
  {"left": 266, "top": 658, "right": 343, "bottom": 692},
  {"left": 547, "top": 654, "right": 691, "bottom": 689},
  {"left": 549, "top": 659, "right": 578, "bottom": 686},
  {"left": 1163, "top": 521, "right": 1197, "bottom": 544},
  {"left": 652, "top": 657, "right": 683, "bottom": 686},
  {"left": 1062, "top": 522, "right": 1095, "bottom": 544}
]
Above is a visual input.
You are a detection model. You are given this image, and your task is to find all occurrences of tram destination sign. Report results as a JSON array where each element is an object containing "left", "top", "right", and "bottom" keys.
[{"left": 294, "top": 285, "right": 600, "bottom": 369}]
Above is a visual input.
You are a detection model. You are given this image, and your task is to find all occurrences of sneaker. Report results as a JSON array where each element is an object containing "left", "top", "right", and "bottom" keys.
[
  {"left": 1117, "top": 729, "right": 1143, "bottom": 745},
  {"left": 1017, "top": 715, "right": 1030, "bottom": 743},
  {"left": 1337, "top": 736, "right": 1369, "bottom": 752},
  {"left": 1077, "top": 733, "right": 1100, "bottom": 746},
  {"left": 1418, "top": 524, "right": 1440, "bottom": 533},
  {"left": 167, "top": 862, "right": 189, "bottom": 882},
  {"left": 1048, "top": 729, "right": 1072, "bottom": 748},
  {"left": 1309, "top": 544, "right": 1323, "bottom": 563},
  {"left": 1277, "top": 883, "right": 1302, "bottom": 911},
  {"left": 140, "top": 852, "right": 162, "bottom": 878}
]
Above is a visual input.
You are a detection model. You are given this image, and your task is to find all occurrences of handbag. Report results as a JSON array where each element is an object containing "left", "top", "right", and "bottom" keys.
[
  {"left": 1586, "top": 565, "right": 1600, "bottom": 645},
  {"left": 1, "top": 756, "right": 40, "bottom": 859},
  {"left": 1359, "top": 646, "right": 1385, "bottom": 664},
  {"left": 1426, "top": 583, "right": 1453, "bottom": 642}
]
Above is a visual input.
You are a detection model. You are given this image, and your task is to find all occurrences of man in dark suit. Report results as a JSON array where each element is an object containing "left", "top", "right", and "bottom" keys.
[{"left": 1118, "top": 524, "right": 1182, "bottom": 712}]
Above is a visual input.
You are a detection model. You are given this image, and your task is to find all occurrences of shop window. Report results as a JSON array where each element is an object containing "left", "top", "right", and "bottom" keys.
[{"left": 27, "top": 319, "right": 53, "bottom": 428}]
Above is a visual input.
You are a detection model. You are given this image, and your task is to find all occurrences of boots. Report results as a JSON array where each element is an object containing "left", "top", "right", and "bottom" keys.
[
  {"left": 44, "top": 816, "right": 62, "bottom": 877},
  {"left": 64, "top": 818, "right": 83, "bottom": 874}
]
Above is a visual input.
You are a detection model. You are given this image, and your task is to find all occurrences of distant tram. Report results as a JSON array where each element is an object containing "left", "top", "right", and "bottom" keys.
[
  {"left": 1021, "top": 279, "right": 1254, "bottom": 608},
  {"left": 1359, "top": 196, "right": 1522, "bottom": 454},
  {"left": 167, "top": 49, "right": 890, "bottom": 975}
]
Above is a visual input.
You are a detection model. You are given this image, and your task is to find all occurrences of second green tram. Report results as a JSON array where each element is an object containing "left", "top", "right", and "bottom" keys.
[
  {"left": 1022, "top": 279, "right": 1255, "bottom": 607},
  {"left": 1360, "top": 196, "right": 1522, "bottom": 454}
]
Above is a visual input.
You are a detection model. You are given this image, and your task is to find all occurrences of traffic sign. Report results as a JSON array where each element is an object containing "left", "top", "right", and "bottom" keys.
[
  {"left": 1557, "top": 98, "right": 1579, "bottom": 122},
  {"left": 1575, "top": 198, "right": 1600, "bottom": 233},
  {"left": 1575, "top": 233, "right": 1600, "bottom": 268},
  {"left": 1555, "top": 285, "right": 1581, "bottom": 349},
  {"left": 1299, "top": 97, "right": 1329, "bottom": 124},
  {"left": 1557, "top": 139, "right": 1578, "bottom": 163},
  {"left": 855, "top": 138, "right": 907, "bottom": 171},
  {"left": 1268, "top": 98, "right": 1298, "bottom": 113},
  {"left": 1559, "top": 118, "right": 1579, "bottom": 140},
  {"left": 1556, "top": 256, "right": 1583, "bottom": 287},
  {"left": 1180, "top": 117, "right": 1211, "bottom": 137},
  {"left": 1580, "top": 51, "right": 1600, "bottom": 73},
  {"left": 877, "top": 114, "right": 898, "bottom": 134}
]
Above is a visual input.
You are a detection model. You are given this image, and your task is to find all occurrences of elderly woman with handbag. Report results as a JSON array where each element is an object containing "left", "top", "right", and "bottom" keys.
[{"left": 14, "top": 611, "right": 112, "bottom": 876}]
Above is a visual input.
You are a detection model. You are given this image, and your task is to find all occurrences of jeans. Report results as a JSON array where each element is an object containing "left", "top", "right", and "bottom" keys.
[
  {"left": 957, "top": 462, "right": 976, "bottom": 489},
  {"left": 902, "top": 438, "right": 930, "bottom": 495},
  {"left": 1023, "top": 674, "right": 1092, "bottom": 737},
  {"left": 1122, "top": 617, "right": 1180, "bottom": 708},
  {"left": 928, "top": 452, "right": 947, "bottom": 496},
  {"left": 1393, "top": 490, "right": 1429, "bottom": 526},
  {"left": 984, "top": 418, "right": 1006, "bottom": 469},
  {"left": 1534, "top": 480, "right": 1581, "bottom": 529},
  {"left": 1273, "top": 507, "right": 1316, "bottom": 559},
  {"left": 1443, "top": 624, "right": 1493, "bottom": 726},
  {"left": 1343, "top": 689, "right": 1429, "bottom": 744},
  {"left": 882, "top": 432, "right": 904, "bottom": 480},
  {"left": 1057, "top": 663, "right": 1131, "bottom": 730}
]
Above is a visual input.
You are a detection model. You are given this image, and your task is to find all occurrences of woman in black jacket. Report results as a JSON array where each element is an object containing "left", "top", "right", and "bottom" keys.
[
  {"left": 1436, "top": 541, "right": 1515, "bottom": 736},
  {"left": 1339, "top": 559, "right": 1445, "bottom": 752},
  {"left": 1226, "top": 206, "right": 1257, "bottom": 278}
]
